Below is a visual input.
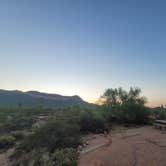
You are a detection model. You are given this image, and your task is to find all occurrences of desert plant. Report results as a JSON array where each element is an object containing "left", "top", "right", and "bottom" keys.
[
  {"left": 101, "top": 87, "right": 150, "bottom": 124},
  {"left": 80, "top": 111, "right": 107, "bottom": 133},
  {"left": 0, "top": 135, "right": 15, "bottom": 150}
]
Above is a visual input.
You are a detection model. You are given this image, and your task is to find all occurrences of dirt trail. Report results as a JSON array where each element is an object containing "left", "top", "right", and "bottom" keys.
[
  {"left": 79, "top": 126, "right": 166, "bottom": 166},
  {"left": 0, "top": 152, "right": 9, "bottom": 166},
  {"left": 0, "top": 148, "right": 14, "bottom": 166}
]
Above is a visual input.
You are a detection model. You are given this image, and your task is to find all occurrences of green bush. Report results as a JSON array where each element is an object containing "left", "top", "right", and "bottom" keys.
[
  {"left": 0, "top": 135, "right": 15, "bottom": 150},
  {"left": 52, "top": 148, "right": 78, "bottom": 166},
  {"left": 0, "top": 115, "right": 34, "bottom": 134},
  {"left": 101, "top": 87, "right": 150, "bottom": 124},
  {"left": 80, "top": 111, "right": 107, "bottom": 133},
  {"left": 12, "top": 148, "right": 78, "bottom": 166},
  {"left": 122, "top": 103, "right": 150, "bottom": 124},
  {"left": 12, "top": 119, "right": 81, "bottom": 166},
  {"left": 15, "top": 119, "right": 81, "bottom": 152},
  {"left": 11, "top": 131, "right": 26, "bottom": 140}
]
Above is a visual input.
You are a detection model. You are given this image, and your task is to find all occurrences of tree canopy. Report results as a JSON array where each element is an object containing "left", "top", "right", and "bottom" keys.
[{"left": 101, "top": 87, "right": 149, "bottom": 124}]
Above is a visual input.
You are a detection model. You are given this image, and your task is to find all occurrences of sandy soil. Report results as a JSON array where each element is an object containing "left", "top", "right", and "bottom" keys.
[
  {"left": 0, "top": 149, "right": 13, "bottom": 166},
  {"left": 79, "top": 126, "right": 166, "bottom": 166},
  {"left": 0, "top": 153, "right": 8, "bottom": 166}
]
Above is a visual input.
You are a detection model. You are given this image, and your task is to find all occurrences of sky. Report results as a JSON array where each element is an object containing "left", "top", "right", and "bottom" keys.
[{"left": 0, "top": 0, "right": 166, "bottom": 106}]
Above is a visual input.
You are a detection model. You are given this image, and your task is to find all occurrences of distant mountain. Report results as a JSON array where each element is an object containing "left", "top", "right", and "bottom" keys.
[{"left": 0, "top": 90, "right": 94, "bottom": 108}]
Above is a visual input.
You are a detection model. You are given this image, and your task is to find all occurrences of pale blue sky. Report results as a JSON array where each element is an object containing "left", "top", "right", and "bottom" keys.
[{"left": 0, "top": 0, "right": 166, "bottom": 106}]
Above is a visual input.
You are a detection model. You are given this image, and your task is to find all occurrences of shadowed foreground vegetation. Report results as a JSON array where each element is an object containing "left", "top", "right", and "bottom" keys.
[{"left": 0, "top": 87, "right": 165, "bottom": 166}]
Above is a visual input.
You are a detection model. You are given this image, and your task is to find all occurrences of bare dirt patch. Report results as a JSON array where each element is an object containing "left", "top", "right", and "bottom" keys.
[
  {"left": 0, "top": 148, "right": 14, "bottom": 166},
  {"left": 79, "top": 126, "right": 166, "bottom": 166}
]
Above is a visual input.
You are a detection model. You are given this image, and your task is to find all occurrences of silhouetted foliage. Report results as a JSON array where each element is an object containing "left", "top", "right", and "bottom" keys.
[
  {"left": 101, "top": 87, "right": 150, "bottom": 124},
  {"left": 80, "top": 110, "right": 107, "bottom": 133}
]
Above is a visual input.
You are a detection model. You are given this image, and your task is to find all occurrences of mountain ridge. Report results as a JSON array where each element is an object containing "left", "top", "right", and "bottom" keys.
[{"left": 0, "top": 89, "right": 94, "bottom": 108}]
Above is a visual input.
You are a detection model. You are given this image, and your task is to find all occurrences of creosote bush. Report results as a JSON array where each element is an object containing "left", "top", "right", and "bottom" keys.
[
  {"left": 12, "top": 148, "right": 78, "bottom": 166},
  {"left": 0, "top": 115, "right": 34, "bottom": 134},
  {"left": 12, "top": 119, "right": 81, "bottom": 166},
  {"left": 80, "top": 111, "right": 107, "bottom": 133},
  {"left": 0, "top": 135, "right": 15, "bottom": 150},
  {"left": 18, "top": 119, "right": 81, "bottom": 152}
]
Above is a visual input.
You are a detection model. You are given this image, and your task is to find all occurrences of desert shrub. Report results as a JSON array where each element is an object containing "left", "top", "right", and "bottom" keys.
[
  {"left": 121, "top": 103, "right": 150, "bottom": 124},
  {"left": 12, "top": 119, "right": 81, "bottom": 166},
  {"left": 11, "top": 131, "right": 26, "bottom": 140},
  {"left": 0, "top": 135, "right": 15, "bottom": 150},
  {"left": 11, "top": 149, "right": 48, "bottom": 166},
  {"left": 80, "top": 111, "right": 107, "bottom": 133},
  {"left": 52, "top": 148, "right": 78, "bottom": 166},
  {"left": 15, "top": 119, "right": 81, "bottom": 153},
  {"left": 0, "top": 115, "right": 34, "bottom": 134},
  {"left": 12, "top": 148, "right": 78, "bottom": 166},
  {"left": 101, "top": 87, "right": 150, "bottom": 124}
]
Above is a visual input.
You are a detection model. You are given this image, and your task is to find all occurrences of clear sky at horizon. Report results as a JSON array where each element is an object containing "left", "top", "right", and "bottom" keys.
[{"left": 0, "top": 0, "right": 166, "bottom": 106}]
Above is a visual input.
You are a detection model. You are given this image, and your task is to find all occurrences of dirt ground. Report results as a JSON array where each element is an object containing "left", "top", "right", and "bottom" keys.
[
  {"left": 0, "top": 148, "right": 13, "bottom": 166},
  {"left": 79, "top": 126, "right": 166, "bottom": 166},
  {"left": 0, "top": 153, "right": 8, "bottom": 166}
]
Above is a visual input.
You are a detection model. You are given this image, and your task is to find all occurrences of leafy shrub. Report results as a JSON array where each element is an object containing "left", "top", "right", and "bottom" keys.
[
  {"left": 12, "top": 148, "right": 78, "bottom": 166},
  {"left": 121, "top": 103, "right": 150, "bottom": 124},
  {"left": 52, "top": 148, "right": 78, "bottom": 166},
  {"left": 11, "top": 131, "right": 26, "bottom": 140},
  {"left": 18, "top": 119, "right": 81, "bottom": 152},
  {"left": 101, "top": 87, "right": 150, "bottom": 124},
  {"left": 80, "top": 111, "right": 107, "bottom": 133},
  {"left": 11, "top": 119, "right": 81, "bottom": 166},
  {"left": 0, "top": 115, "right": 34, "bottom": 134},
  {"left": 0, "top": 135, "right": 15, "bottom": 150}
]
